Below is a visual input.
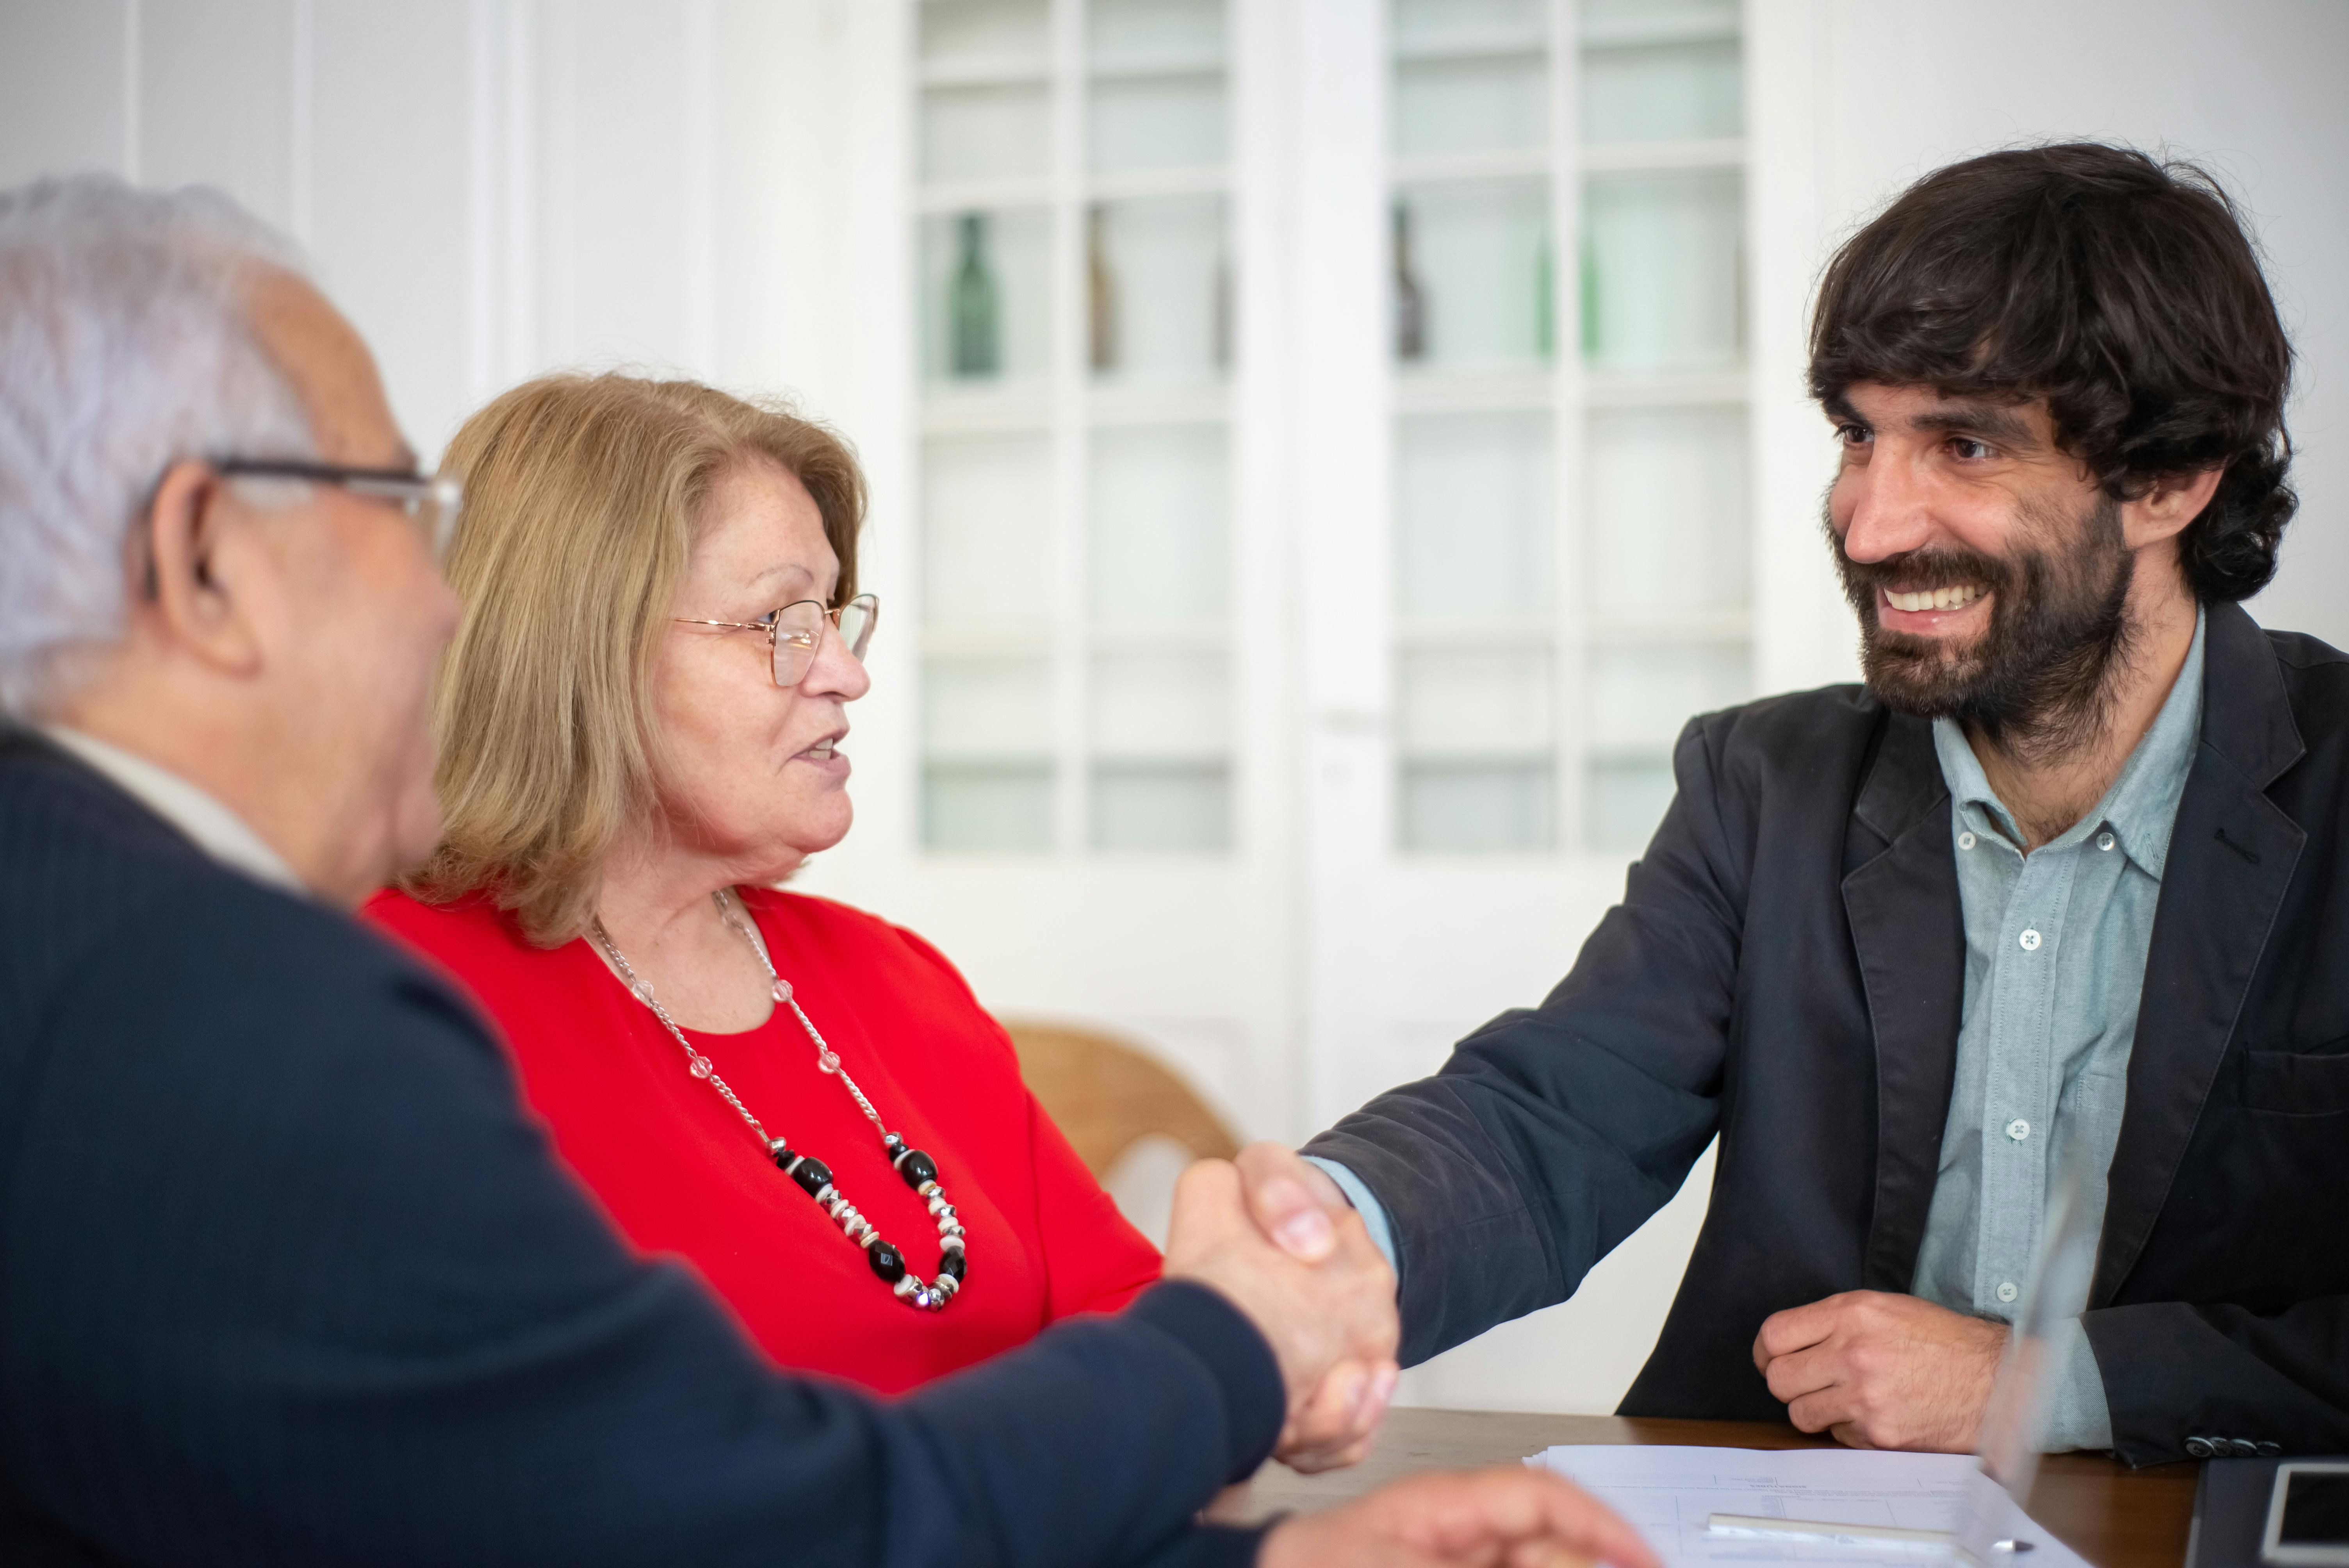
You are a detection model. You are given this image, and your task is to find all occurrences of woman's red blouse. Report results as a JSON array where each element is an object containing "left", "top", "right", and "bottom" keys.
[{"left": 363, "top": 886, "right": 1162, "bottom": 1395}]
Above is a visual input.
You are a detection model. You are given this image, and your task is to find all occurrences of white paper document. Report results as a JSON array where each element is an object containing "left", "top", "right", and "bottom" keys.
[{"left": 1527, "top": 1446, "right": 2092, "bottom": 1568}]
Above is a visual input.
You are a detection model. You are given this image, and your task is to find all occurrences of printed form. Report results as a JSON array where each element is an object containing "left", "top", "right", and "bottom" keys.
[{"left": 1528, "top": 1446, "right": 2091, "bottom": 1568}]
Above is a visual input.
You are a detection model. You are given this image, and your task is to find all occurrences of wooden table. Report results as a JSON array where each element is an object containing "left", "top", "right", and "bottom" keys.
[{"left": 1212, "top": 1409, "right": 2197, "bottom": 1568}]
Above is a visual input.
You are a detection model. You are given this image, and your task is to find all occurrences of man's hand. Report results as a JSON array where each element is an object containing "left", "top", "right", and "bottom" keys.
[
  {"left": 1163, "top": 1156, "right": 1399, "bottom": 1472},
  {"left": 1258, "top": 1467, "right": 1664, "bottom": 1568},
  {"left": 1230, "top": 1142, "right": 1396, "bottom": 1471},
  {"left": 1752, "top": 1291, "right": 2007, "bottom": 1451}
]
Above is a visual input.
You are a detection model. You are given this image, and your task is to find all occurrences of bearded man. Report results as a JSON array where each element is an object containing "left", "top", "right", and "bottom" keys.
[{"left": 1241, "top": 142, "right": 2348, "bottom": 1465}]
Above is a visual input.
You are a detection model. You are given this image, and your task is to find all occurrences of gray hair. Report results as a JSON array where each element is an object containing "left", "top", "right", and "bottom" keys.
[{"left": 0, "top": 175, "right": 318, "bottom": 716}]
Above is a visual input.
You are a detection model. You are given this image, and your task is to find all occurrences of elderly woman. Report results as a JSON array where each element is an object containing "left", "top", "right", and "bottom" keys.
[{"left": 364, "top": 374, "right": 1162, "bottom": 1394}]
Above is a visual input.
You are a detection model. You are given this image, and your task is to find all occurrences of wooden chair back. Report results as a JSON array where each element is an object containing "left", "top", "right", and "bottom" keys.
[{"left": 1000, "top": 1019, "right": 1240, "bottom": 1176}]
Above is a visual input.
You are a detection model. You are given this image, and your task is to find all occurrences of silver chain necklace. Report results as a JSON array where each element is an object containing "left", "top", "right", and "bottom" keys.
[{"left": 588, "top": 889, "right": 967, "bottom": 1311}]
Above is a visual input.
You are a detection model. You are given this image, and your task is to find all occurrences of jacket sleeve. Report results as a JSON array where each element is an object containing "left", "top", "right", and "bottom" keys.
[
  {"left": 2085, "top": 1297, "right": 2349, "bottom": 1465},
  {"left": 0, "top": 884, "right": 1279, "bottom": 1568},
  {"left": 1301, "top": 716, "right": 1745, "bottom": 1366}
]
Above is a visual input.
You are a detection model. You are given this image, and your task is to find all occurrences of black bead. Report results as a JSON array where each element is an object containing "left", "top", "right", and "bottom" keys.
[
  {"left": 867, "top": 1240, "right": 906, "bottom": 1283},
  {"left": 768, "top": 1144, "right": 793, "bottom": 1170},
  {"left": 937, "top": 1250, "right": 966, "bottom": 1283},
  {"left": 896, "top": 1149, "right": 937, "bottom": 1188},
  {"left": 788, "top": 1156, "right": 833, "bottom": 1198}
]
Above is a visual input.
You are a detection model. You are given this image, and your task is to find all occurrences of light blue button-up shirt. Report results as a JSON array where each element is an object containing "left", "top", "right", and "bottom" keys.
[
  {"left": 1911, "top": 609, "right": 2205, "bottom": 1451},
  {"left": 1314, "top": 613, "right": 2207, "bottom": 1454}
]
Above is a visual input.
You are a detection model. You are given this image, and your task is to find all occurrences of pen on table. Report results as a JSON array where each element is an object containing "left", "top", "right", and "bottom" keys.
[{"left": 1706, "top": 1512, "right": 2035, "bottom": 1553}]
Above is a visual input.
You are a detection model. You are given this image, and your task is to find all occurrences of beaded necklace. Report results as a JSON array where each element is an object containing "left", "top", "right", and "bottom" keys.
[{"left": 588, "top": 889, "right": 967, "bottom": 1311}]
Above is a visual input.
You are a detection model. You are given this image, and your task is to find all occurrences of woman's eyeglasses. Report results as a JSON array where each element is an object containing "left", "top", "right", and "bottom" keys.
[{"left": 674, "top": 594, "right": 879, "bottom": 688}]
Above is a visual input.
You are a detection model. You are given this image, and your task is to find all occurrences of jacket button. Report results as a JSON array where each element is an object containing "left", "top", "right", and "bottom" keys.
[
  {"left": 2260, "top": 1443, "right": 2284, "bottom": 1458},
  {"left": 2185, "top": 1437, "right": 2217, "bottom": 1458},
  {"left": 2229, "top": 1439, "right": 2262, "bottom": 1457}
]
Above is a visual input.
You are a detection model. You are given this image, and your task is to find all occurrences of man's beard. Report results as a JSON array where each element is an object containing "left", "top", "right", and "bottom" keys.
[{"left": 1830, "top": 491, "right": 2137, "bottom": 763}]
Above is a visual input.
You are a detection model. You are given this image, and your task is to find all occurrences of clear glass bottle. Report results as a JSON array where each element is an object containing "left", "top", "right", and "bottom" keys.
[
  {"left": 1087, "top": 205, "right": 1118, "bottom": 375},
  {"left": 1393, "top": 201, "right": 1427, "bottom": 362},
  {"left": 950, "top": 212, "right": 1001, "bottom": 379}
]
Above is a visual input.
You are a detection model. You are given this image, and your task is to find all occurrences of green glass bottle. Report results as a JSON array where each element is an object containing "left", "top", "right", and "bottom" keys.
[
  {"left": 1578, "top": 228, "right": 1602, "bottom": 364},
  {"left": 950, "top": 212, "right": 1000, "bottom": 379},
  {"left": 1534, "top": 231, "right": 1554, "bottom": 361}
]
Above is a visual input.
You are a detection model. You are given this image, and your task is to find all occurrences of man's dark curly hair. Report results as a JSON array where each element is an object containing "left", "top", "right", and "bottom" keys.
[{"left": 1809, "top": 143, "right": 2296, "bottom": 602}]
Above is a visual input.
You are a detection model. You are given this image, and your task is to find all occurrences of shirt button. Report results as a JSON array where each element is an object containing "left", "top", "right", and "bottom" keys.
[
  {"left": 2018, "top": 929, "right": 2042, "bottom": 951},
  {"left": 1959, "top": 832, "right": 1978, "bottom": 850},
  {"left": 2007, "top": 1118, "right": 2031, "bottom": 1141},
  {"left": 1996, "top": 1281, "right": 2019, "bottom": 1304},
  {"left": 2097, "top": 831, "right": 2116, "bottom": 852}
]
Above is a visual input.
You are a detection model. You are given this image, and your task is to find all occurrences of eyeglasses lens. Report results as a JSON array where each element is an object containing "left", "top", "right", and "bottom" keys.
[
  {"left": 770, "top": 603, "right": 825, "bottom": 688},
  {"left": 839, "top": 595, "right": 878, "bottom": 661}
]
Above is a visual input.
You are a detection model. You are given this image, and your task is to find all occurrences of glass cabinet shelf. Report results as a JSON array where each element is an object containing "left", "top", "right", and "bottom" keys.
[
  {"left": 914, "top": 0, "right": 1239, "bottom": 858},
  {"left": 1385, "top": 0, "right": 1753, "bottom": 858}
]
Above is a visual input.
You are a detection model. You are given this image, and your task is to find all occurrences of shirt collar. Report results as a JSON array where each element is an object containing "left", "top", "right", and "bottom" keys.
[
  {"left": 1932, "top": 606, "right": 2206, "bottom": 878},
  {"left": 38, "top": 725, "right": 308, "bottom": 896}
]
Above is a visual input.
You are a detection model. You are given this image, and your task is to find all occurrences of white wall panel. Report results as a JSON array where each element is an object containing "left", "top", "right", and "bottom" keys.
[
  {"left": 137, "top": 0, "right": 296, "bottom": 229},
  {"left": 309, "top": 0, "right": 472, "bottom": 458},
  {"left": 0, "top": 0, "right": 132, "bottom": 185}
]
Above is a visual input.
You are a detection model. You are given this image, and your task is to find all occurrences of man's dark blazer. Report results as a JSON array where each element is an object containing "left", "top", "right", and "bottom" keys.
[
  {"left": 0, "top": 727, "right": 1278, "bottom": 1568},
  {"left": 1305, "top": 600, "right": 2349, "bottom": 1466}
]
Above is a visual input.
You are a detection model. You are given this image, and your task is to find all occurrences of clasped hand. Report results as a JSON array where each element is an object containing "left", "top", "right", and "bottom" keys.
[{"left": 1162, "top": 1145, "right": 1399, "bottom": 1471}]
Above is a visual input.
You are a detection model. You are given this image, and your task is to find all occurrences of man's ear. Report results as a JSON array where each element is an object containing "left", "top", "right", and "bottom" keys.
[
  {"left": 142, "top": 460, "right": 265, "bottom": 676},
  {"left": 2123, "top": 465, "right": 2227, "bottom": 550}
]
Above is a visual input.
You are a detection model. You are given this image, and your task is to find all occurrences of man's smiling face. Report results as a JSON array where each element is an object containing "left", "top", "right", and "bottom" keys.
[{"left": 1823, "top": 380, "right": 2137, "bottom": 748}]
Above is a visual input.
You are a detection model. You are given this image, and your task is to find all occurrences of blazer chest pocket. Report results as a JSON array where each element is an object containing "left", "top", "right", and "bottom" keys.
[{"left": 2242, "top": 1042, "right": 2349, "bottom": 1115}]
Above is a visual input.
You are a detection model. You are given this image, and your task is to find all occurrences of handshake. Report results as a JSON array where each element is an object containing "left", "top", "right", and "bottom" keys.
[{"left": 1164, "top": 1146, "right": 1660, "bottom": 1568}]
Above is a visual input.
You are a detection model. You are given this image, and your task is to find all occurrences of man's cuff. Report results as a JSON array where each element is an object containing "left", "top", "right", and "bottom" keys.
[
  {"left": 1303, "top": 1156, "right": 1399, "bottom": 1281},
  {"left": 2039, "top": 1315, "right": 2115, "bottom": 1453},
  {"left": 1125, "top": 1279, "right": 1287, "bottom": 1482}
]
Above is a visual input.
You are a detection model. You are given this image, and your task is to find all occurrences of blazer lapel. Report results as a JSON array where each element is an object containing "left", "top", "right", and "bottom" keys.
[
  {"left": 1841, "top": 711, "right": 1967, "bottom": 1292},
  {"left": 2093, "top": 602, "right": 2306, "bottom": 1305}
]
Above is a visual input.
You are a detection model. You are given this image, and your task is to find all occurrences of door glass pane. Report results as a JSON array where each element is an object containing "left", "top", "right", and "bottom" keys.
[
  {"left": 1579, "top": 0, "right": 1738, "bottom": 39},
  {"left": 1396, "top": 411, "right": 1552, "bottom": 621},
  {"left": 920, "top": 207, "right": 1052, "bottom": 388},
  {"left": 1583, "top": 755, "right": 1673, "bottom": 852},
  {"left": 1089, "top": 0, "right": 1225, "bottom": 69},
  {"left": 924, "top": 433, "right": 1053, "bottom": 628},
  {"left": 1394, "top": 55, "right": 1547, "bottom": 159},
  {"left": 1091, "top": 761, "right": 1230, "bottom": 850},
  {"left": 921, "top": 0, "right": 1049, "bottom": 69},
  {"left": 1087, "top": 195, "right": 1230, "bottom": 386},
  {"left": 1394, "top": 0, "right": 1545, "bottom": 53},
  {"left": 1092, "top": 650, "right": 1230, "bottom": 754},
  {"left": 1396, "top": 178, "right": 1550, "bottom": 370},
  {"left": 1397, "top": 646, "right": 1552, "bottom": 754},
  {"left": 925, "top": 762, "right": 1055, "bottom": 852},
  {"left": 923, "top": 654, "right": 1055, "bottom": 854},
  {"left": 925, "top": 654, "right": 1056, "bottom": 754},
  {"left": 1587, "top": 643, "right": 1748, "bottom": 751},
  {"left": 1400, "top": 761, "right": 1555, "bottom": 853},
  {"left": 1090, "top": 423, "right": 1228, "bottom": 624},
  {"left": 1089, "top": 74, "right": 1225, "bottom": 172},
  {"left": 1581, "top": 40, "right": 1741, "bottom": 143},
  {"left": 921, "top": 85, "right": 1051, "bottom": 182},
  {"left": 1582, "top": 169, "right": 1741, "bottom": 372},
  {"left": 1587, "top": 406, "right": 1747, "bottom": 615}
]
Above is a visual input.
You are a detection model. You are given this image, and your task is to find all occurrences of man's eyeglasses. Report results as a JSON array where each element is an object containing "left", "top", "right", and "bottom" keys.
[
  {"left": 215, "top": 459, "right": 463, "bottom": 563},
  {"left": 674, "top": 594, "right": 879, "bottom": 688}
]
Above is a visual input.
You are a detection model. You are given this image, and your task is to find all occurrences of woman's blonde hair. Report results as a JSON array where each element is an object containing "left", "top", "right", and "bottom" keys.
[{"left": 409, "top": 372, "right": 864, "bottom": 945}]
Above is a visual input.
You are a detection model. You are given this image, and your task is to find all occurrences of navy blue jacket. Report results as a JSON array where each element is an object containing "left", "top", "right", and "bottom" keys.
[
  {"left": 1306, "top": 600, "right": 2349, "bottom": 1466},
  {"left": 0, "top": 728, "right": 1279, "bottom": 1566}
]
